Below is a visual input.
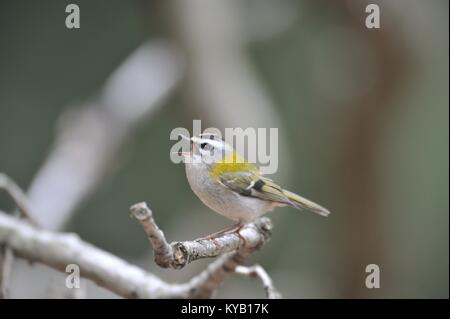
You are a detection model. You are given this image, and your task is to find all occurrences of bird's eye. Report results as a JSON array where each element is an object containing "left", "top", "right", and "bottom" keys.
[{"left": 200, "top": 142, "right": 208, "bottom": 149}]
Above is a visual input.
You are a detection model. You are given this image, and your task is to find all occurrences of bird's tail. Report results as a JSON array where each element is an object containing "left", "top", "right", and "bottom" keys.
[{"left": 283, "top": 189, "right": 331, "bottom": 217}]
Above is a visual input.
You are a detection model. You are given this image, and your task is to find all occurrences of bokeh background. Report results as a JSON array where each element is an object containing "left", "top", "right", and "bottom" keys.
[{"left": 0, "top": 0, "right": 448, "bottom": 298}]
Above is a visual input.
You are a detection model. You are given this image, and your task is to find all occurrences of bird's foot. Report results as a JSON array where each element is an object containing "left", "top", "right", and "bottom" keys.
[{"left": 195, "top": 222, "right": 243, "bottom": 241}]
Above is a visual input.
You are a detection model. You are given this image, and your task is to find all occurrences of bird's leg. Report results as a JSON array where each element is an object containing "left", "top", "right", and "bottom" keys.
[{"left": 195, "top": 221, "right": 243, "bottom": 241}]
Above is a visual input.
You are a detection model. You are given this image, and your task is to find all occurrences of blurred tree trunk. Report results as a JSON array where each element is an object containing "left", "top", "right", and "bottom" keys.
[{"left": 333, "top": 0, "right": 407, "bottom": 298}]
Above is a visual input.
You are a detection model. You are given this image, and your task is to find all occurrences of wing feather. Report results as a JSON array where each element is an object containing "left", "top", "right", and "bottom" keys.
[{"left": 218, "top": 172, "right": 292, "bottom": 205}]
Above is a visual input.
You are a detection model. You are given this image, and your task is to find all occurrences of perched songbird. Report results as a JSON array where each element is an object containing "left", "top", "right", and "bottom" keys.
[{"left": 180, "top": 134, "right": 330, "bottom": 227}]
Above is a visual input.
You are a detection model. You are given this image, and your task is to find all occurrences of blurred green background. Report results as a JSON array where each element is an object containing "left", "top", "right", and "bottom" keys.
[{"left": 0, "top": 0, "right": 448, "bottom": 298}]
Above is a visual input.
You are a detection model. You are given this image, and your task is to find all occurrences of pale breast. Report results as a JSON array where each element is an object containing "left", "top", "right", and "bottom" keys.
[{"left": 185, "top": 163, "right": 274, "bottom": 222}]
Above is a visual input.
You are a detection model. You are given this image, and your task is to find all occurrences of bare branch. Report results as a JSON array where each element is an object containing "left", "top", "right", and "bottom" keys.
[
  {"left": 129, "top": 202, "right": 173, "bottom": 268},
  {"left": 129, "top": 201, "right": 273, "bottom": 298},
  {"left": 0, "top": 204, "right": 276, "bottom": 299},
  {"left": 129, "top": 202, "right": 272, "bottom": 270},
  {"left": 0, "top": 173, "right": 36, "bottom": 223},
  {"left": 187, "top": 251, "right": 251, "bottom": 298},
  {"left": 0, "top": 211, "right": 189, "bottom": 298},
  {"left": 0, "top": 174, "right": 276, "bottom": 299},
  {"left": 0, "top": 173, "right": 38, "bottom": 298},
  {"left": 235, "top": 265, "right": 282, "bottom": 299},
  {"left": 0, "top": 244, "right": 13, "bottom": 298}
]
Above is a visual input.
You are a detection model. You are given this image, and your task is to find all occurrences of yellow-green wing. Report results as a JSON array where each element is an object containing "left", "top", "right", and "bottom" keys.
[
  {"left": 218, "top": 171, "right": 292, "bottom": 205},
  {"left": 218, "top": 171, "right": 331, "bottom": 216}
]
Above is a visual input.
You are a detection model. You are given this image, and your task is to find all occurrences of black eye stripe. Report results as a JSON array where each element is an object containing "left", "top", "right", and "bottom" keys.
[{"left": 201, "top": 142, "right": 208, "bottom": 149}]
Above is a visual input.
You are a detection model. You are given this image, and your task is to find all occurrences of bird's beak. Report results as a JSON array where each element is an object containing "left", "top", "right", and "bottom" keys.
[
  {"left": 171, "top": 151, "right": 191, "bottom": 157},
  {"left": 176, "top": 134, "right": 193, "bottom": 160}
]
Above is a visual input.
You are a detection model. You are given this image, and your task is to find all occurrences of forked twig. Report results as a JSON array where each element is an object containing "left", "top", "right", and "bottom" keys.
[
  {"left": 235, "top": 265, "right": 282, "bottom": 299},
  {"left": 129, "top": 202, "right": 272, "bottom": 270}
]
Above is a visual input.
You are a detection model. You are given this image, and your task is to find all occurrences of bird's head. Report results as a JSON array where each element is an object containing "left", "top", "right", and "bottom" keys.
[
  {"left": 179, "top": 133, "right": 231, "bottom": 165},
  {"left": 179, "top": 133, "right": 256, "bottom": 178}
]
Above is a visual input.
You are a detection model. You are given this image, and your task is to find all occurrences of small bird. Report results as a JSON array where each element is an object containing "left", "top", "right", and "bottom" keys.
[{"left": 180, "top": 134, "right": 330, "bottom": 230}]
